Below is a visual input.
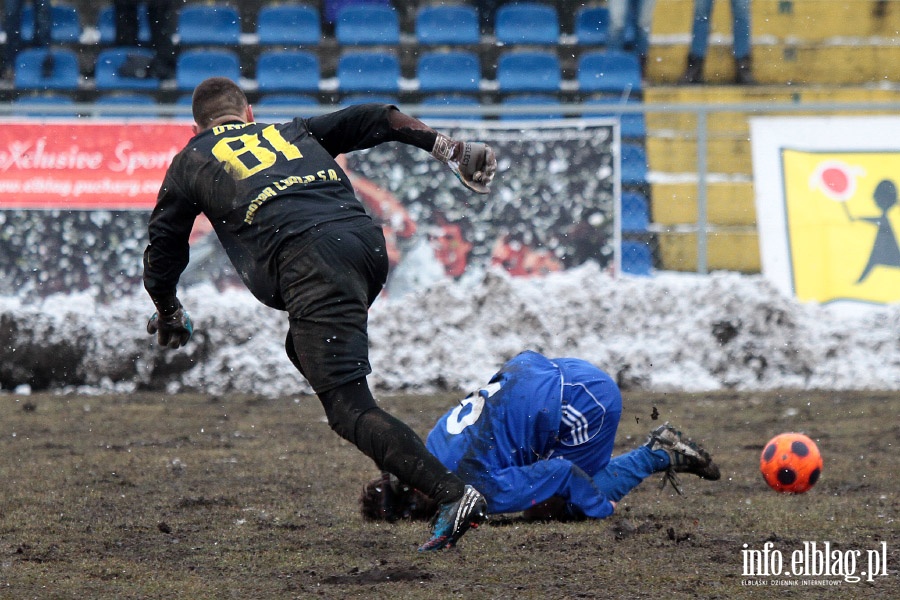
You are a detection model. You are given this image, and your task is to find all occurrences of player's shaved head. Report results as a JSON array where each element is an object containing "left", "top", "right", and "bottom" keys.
[{"left": 192, "top": 77, "right": 249, "bottom": 130}]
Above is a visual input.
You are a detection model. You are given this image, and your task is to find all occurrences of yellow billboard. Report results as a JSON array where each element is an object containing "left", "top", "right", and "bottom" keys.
[{"left": 782, "top": 150, "right": 900, "bottom": 304}]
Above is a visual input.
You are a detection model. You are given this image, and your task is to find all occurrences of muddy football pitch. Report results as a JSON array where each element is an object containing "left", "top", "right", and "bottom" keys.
[{"left": 0, "top": 389, "right": 897, "bottom": 599}]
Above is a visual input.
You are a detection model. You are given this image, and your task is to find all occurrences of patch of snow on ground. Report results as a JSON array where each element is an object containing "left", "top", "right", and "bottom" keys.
[{"left": 1, "top": 264, "right": 897, "bottom": 397}]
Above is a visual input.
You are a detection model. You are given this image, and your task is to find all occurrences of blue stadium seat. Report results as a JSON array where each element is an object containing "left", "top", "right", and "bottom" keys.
[
  {"left": 621, "top": 241, "right": 652, "bottom": 275},
  {"left": 177, "top": 4, "right": 241, "bottom": 45},
  {"left": 254, "top": 94, "right": 319, "bottom": 120},
  {"left": 93, "top": 93, "right": 158, "bottom": 118},
  {"left": 501, "top": 94, "right": 562, "bottom": 120},
  {"left": 170, "top": 94, "right": 197, "bottom": 119},
  {"left": 324, "top": 0, "right": 390, "bottom": 24},
  {"left": 621, "top": 191, "right": 650, "bottom": 232},
  {"left": 419, "top": 95, "right": 481, "bottom": 121},
  {"left": 578, "top": 50, "right": 643, "bottom": 94},
  {"left": 497, "top": 51, "right": 561, "bottom": 93},
  {"left": 621, "top": 142, "right": 648, "bottom": 185},
  {"left": 257, "top": 4, "right": 321, "bottom": 45},
  {"left": 95, "top": 48, "right": 159, "bottom": 91},
  {"left": 22, "top": 3, "right": 82, "bottom": 43},
  {"left": 337, "top": 51, "right": 400, "bottom": 93},
  {"left": 583, "top": 97, "right": 646, "bottom": 139},
  {"left": 416, "top": 5, "right": 480, "bottom": 45},
  {"left": 12, "top": 94, "right": 77, "bottom": 117},
  {"left": 495, "top": 2, "right": 559, "bottom": 45},
  {"left": 98, "top": 4, "right": 151, "bottom": 44},
  {"left": 256, "top": 50, "right": 320, "bottom": 92},
  {"left": 417, "top": 51, "right": 480, "bottom": 93},
  {"left": 335, "top": 5, "right": 399, "bottom": 45},
  {"left": 176, "top": 49, "right": 240, "bottom": 91},
  {"left": 575, "top": 6, "right": 608, "bottom": 45},
  {"left": 14, "top": 48, "right": 80, "bottom": 90},
  {"left": 575, "top": 6, "right": 636, "bottom": 46}
]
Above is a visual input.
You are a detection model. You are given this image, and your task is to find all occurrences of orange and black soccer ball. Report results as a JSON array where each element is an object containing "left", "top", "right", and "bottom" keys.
[{"left": 760, "top": 433, "right": 823, "bottom": 494}]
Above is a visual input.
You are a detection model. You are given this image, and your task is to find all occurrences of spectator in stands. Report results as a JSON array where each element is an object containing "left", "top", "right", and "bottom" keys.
[
  {"left": 680, "top": 0, "right": 755, "bottom": 84},
  {"left": 607, "top": 0, "right": 657, "bottom": 76},
  {"left": 2, "top": 0, "right": 53, "bottom": 80},
  {"left": 114, "top": 0, "right": 176, "bottom": 80}
]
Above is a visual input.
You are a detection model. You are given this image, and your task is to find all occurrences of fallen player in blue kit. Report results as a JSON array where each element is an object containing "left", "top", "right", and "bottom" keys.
[{"left": 361, "top": 350, "right": 720, "bottom": 522}]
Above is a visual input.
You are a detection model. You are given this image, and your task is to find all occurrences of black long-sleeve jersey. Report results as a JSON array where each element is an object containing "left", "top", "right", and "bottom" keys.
[{"left": 144, "top": 103, "right": 433, "bottom": 310}]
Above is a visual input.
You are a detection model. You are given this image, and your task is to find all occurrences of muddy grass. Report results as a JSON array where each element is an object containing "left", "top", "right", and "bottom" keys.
[{"left": 0, "top": 390, "right": 897, "bottom": 599}]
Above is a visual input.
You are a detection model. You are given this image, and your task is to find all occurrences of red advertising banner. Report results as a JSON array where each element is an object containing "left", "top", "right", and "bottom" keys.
[
  {"left": 0, "top": 122, "right": 194, "bottom": 209},
  {"left": 0, "top": 121, "right": 619, "bottom": 299}
]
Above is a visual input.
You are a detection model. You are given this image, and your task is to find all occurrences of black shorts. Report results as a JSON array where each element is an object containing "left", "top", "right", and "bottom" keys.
[{"left": 278, "top": 218, "right": 390, "bottom": 394}]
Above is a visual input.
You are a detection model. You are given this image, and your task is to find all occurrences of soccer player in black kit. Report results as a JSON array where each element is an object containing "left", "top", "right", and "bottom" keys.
[{"left": 143, "top": 77, "right": 496, "bottom": 551}]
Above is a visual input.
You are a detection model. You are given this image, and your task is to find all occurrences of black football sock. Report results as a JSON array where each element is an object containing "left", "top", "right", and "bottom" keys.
[
  {"left": 319, "top": 378, "right": 465, "bottom": 505},
  {"left": 353, "top": 407, "right": 464, "bottom": 505}
]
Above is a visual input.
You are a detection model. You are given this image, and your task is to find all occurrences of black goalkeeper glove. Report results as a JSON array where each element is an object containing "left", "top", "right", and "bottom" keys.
[
  {"left": 432, "top": 134, "right": 497, "bottom": 194},
  {"left": 147, "top": 298, "right": 193, "bottom": 349}
]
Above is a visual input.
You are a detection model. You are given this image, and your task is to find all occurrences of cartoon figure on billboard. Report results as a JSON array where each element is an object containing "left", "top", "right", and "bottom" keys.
[
  {"left": 841, "top": 178, "right": 900, "bottom": 283},
  {"left": 796, "top": 155, "right": 900, "bottom": 303}
]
